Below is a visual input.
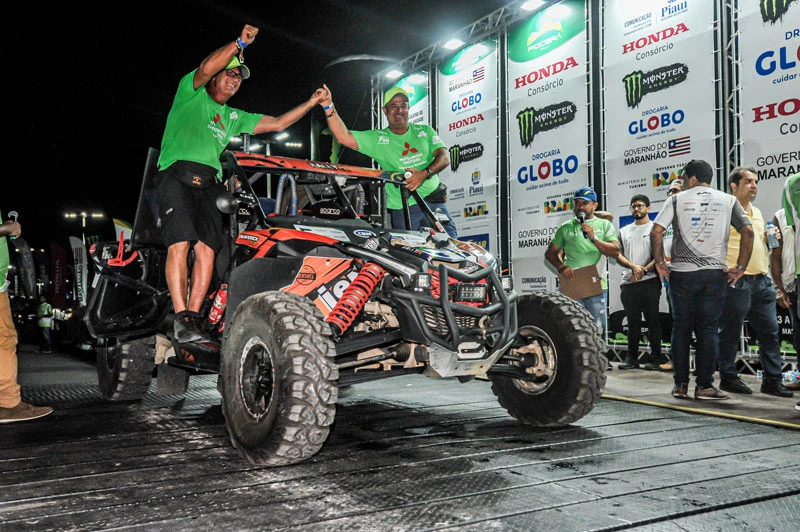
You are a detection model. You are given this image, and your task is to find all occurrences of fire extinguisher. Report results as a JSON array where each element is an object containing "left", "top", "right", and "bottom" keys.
[{"left": 208, "top": 284, "right": 228, "bottom": 325}]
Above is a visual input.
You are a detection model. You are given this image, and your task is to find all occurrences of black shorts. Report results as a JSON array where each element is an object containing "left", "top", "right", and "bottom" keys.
[{"left": 156, "top": 163, "right": 224, "bottom": 251}]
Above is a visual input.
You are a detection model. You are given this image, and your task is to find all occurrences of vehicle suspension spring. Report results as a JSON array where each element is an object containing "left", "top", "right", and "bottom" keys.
[{"left": 326, "top": 262, "right": 386, "bottom": 336}]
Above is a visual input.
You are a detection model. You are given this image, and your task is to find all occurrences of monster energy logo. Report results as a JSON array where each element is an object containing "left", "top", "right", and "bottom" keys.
[
  {"left": 449, "top": 143, "right": 485, "bottom": 172},
  {"left": 761, "top": 0, "right": 796, "bottom": 23},
  {"left": 516, "top": 101, "right": 577, "bottom": 148},
  {"left": 623, "top": 63, "right": 689, "bottom": 108}
]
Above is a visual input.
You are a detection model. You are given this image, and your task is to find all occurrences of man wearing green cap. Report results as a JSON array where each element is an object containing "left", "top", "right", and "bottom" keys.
[
  {"left": 157, "top": 24, "right": 328, "bottom": 343},
  {"left": 318, "top": 84, "right": 457, "bottom": 238}
]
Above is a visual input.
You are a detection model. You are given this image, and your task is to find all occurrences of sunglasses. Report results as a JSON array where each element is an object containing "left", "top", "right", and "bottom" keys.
[{"left": 225, "top": 69, "right": 243, "bottom": 81}]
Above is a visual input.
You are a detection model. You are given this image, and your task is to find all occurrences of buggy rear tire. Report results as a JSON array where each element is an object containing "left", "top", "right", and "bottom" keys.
[
  {"left": 490, "top": 291, "right": 605, "bottom": 426},
  {"left": 96, "top": 336, "right": 156, "bottom": 401},
  {"left": 220, "top": 291, "right": 338, "bottom": 466}
]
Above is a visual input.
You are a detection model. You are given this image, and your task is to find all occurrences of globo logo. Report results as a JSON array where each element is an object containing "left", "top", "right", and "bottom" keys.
[
  {"left": 451, "top": 93, "right": 482, "bottom": 112},
  {"left": 517, "top": 155, "right": 579, "bottom": 183},
  {"left": 755, "top": 44, "right": 799, "bottom": 75},
  {"left": 628, "top": 110, "right": 685, "bottom": 134}
]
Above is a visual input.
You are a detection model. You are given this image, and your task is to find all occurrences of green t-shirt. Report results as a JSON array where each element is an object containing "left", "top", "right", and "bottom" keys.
[
  {"left": 38, "top": 301, "right": 53, "bottom": 328},
  {"left": 0, "top": 211, "right": 8, "bottom": 288},
  {"left": 157, "top": 70, "right": 263, "bottom": 178},
  {"left": 551, "top": 215, "right": 618, "bottom": 289},
  {"left": 781, "top": 171, "right": 800, "bottom": 274},
  {"left": 351, "top": 123, "right": 446, "bottom": 209}
]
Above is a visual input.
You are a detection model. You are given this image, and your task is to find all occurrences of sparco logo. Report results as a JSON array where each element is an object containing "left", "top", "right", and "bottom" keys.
[
  {"left": 623, "top": 63, "right": 689, "bottom": 108},
  {"left": 449, "top": 143, "right": 485, "bottom": 172},
  {"left": 761, "top": 0, "right": 797, "bottom": 23},
  {"left": 622, "top": 23, "right": 688, "bottom": 54},
  {"left": 516, "top": 101, "right": 577, "bottom": 147},
  {"left": 309, "top": 162, "right": 340, "bottom": 170},
  {"left": 513, "top": 57, "right": 578, "bottom": 89},
  {"left": 448, "top": 113, "right": 485, "bottom": 131}
]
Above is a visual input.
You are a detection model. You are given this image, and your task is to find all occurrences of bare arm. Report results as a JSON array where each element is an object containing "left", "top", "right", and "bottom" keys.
[
  {"left": 404, "top": 147, "right": 450, "bottom": 192},
  {"left": 650, "top": 224, "right": 669, "bottom": 282},
  {"left": 615, "top": 252, "right": 649, "bottom": 282},
  {"left": 545, "top": 242, "right": 572, "bottom": 279},
  {"left": 581, "top": 222, "right": 620, "bottom": 257},
  {"left": 726, "top": 224, "right": 754, "bottom": 286},
  {"left": 194, "top": 25, "right": 258, "bottom": 89},
  {"left": 252, "top": 88, "right": 327, "bottom": 134},
  {"left": 769, "top": 217, "right": 791, "bottom": 309},
  {"left": 318, "top": 84, "right": 359, "bottom": 151}
]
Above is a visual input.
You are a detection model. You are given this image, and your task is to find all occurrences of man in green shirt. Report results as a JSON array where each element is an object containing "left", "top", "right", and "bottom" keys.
[
  {"left": 157, "top": 23, "right": 328, "bottom": 343},
  {"left": 318, "top": 85, "right": 457, "bottom": 238},
  {"left": 545, "top": 187, "right": 620, "bottom": 338},
  {"left": 780, "top": 171, "right": 800, "bottom": 412},
  {"left": 0, "top": 212, "right": 53, "bottom": 423},
  {"left": 36, "top": 295, "right": 53, "bottom": 354}
]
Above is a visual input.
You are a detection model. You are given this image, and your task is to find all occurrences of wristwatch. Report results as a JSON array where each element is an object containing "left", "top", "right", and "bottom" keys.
[
  {"left": 591, "top": 236, "right": 598, "bottom": 243},
  {"left": 425, "top": 167, "right": 433, "bottom": 179},
  {"left": 734, "top": 264, "right": 746, "bottom": 271}
]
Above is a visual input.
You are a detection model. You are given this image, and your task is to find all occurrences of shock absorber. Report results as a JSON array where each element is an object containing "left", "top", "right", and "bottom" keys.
[{"left": 326, "top": 262, "right": 386, "bottom": 336}]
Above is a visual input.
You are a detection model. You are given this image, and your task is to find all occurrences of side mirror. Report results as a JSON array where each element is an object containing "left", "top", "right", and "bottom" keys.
[{"left": 216, "top": 191, "right": 237, "bottom": 214}]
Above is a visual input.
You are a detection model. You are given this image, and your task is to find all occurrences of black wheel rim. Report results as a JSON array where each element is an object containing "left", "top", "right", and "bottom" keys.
[{"left": 238, "top": 336, "right": 275, "bottom": 421}]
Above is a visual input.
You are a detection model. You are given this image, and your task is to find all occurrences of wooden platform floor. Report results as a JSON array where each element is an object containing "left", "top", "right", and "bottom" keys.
[{"left": 2, "top": 347, "right": 799, "bottom": 531}]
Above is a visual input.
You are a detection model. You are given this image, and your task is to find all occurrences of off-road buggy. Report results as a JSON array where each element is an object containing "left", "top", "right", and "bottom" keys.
[{"left": 84, "top": 148, "right": 606, "bottom": 466}]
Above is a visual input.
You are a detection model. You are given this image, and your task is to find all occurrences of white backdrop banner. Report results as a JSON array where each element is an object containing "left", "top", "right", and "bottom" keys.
[
  {"left": 506, "top": 0, "right": 589, "bottom": 294},
  {"left": 436, "top": 40, "right": 500, "bottom": 253},
  {"left": 602, "top": 0, "right": 719, "bottom": 315},
  {"left": 738, "top": 0, "right": 800, "bottom": 221}
]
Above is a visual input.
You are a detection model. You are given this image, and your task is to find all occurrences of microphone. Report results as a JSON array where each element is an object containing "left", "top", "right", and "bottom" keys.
[{"left": 577, "top": 211, "right": 588, "bottom": 238}]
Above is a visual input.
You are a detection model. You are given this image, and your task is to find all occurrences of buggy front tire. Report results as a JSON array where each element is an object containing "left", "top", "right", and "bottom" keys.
[
  {"left": 490, "top": 291, "right": 605, "bottom": 426},
  {"left": 220, "top": 291, "right": 338, "bottom": 466}
]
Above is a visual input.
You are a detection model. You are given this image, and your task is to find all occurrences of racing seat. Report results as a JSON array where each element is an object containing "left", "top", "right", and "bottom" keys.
[{"left": 131, "top": 148, "right": 164, "bottom": 250}]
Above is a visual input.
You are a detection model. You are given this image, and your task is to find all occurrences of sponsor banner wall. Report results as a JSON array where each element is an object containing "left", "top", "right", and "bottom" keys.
[
  {"left": 602, "top": 0, "right": 719, "bottom": 315},
  {"left": 380, "top": 73, "right": 430, "bottom": 129},
  {"left": 739, "top": 0, "right": 800, "bottom": 221},
  {"left": 506, "top": 0, "right": 589, "bottom": 294},
  {"left": 436, "top": 39, "right": 499, "bottom": 253}
]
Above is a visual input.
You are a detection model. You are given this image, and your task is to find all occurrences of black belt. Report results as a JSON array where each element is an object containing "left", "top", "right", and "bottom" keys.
[{"left": 743, "top": 273, "right": 766, "bottom": 280}]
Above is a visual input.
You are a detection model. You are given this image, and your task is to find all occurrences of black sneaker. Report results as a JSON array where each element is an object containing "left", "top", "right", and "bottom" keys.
[
  {"left": 760, "top": 378, "right": 794, "bottom": 398},
  {"left": 643, "top": 357, "right": 666, "bottom": 371},
  {"left": 719, "top": 376, "right": 752, "bottom": 395},
  {"left": 618, "top": 357, "right": 640, "bottom": 370},
  {"left": 174, "top": 311, "right": 208, "bottom": 343}
]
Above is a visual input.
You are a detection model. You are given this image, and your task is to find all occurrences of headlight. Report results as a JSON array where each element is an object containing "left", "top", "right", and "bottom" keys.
[
  {"left": 453, "top": 283, "right": 487, "bottom": 303},
  {"left": 501, "top": 275, "right": 513, "bottom": 293}
]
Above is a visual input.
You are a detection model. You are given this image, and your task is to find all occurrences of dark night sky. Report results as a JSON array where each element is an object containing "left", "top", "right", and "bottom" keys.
[{"left": 5, "top": 0, "right": 508, "bottom": 249}]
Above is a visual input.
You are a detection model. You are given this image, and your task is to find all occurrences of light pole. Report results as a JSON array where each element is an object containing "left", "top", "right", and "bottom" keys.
[{"left": 64, "top": 211, "right": 104, "bottom": 246}]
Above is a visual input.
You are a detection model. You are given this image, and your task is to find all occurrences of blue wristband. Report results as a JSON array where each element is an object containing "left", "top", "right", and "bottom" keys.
[
  {"left": 236, "top": 38, "right": 247, "bottom": 49},
  {"left": 323, "top": 104, "right": 332, "bottom": 111}
]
